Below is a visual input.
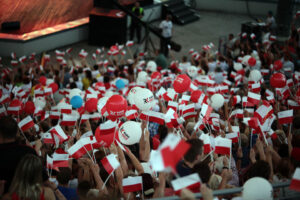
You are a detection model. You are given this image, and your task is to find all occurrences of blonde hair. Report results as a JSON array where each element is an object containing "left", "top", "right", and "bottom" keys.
[{"left": 9, "top": 154, "right": 43, "bottom": 200}]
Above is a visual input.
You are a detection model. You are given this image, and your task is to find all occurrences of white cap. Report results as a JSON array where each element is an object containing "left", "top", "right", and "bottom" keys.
[{"left": 242, "top": 177, "right": 273, "bottom": 200}]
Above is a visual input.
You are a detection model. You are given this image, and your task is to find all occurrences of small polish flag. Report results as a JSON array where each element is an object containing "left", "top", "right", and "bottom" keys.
[
  {"left": 68, "top": 136, "right": 97, "bottom": 159},
  {"left": 42, "top": 132, "right": 54, "bottom": 144},
  {"left": 7, "top": 105, "right": 21, "bottom": 115},
  {"left": 97, "top": 120, "right": 117, "bottom": 135},
  {"left": 287, "top": 79, "right": 293, "bottom": 87},
  {"left": 214, "top": 137, "right": 232, "bottom": 155},
  {"left": 0, "top": 94, "right": 10, "bottom": 104},
  {"left": 267, "top": 129, "right": 277, "bottom": 140},
  {"left": 278, "top": 110, "right": 293, "bottom": 124},
  {"left": 249, "top": 83, "right": 261, "bottom": 93},
  {"left": 29, "top": 53, "right": 36, "bottom": 60},
  {"left": 56, "top": 56, "right": 64, "bottom": 63},
  {"left": 194, "top": 120, "right": 205, "bottom": 131},
  {"left": 254, "top": 105, "right": 273, "bottom": 124},
  {"left": 92, "top": 53, "right": 96, "bottom": 60},
  {"left": 60, "top": 104, "right": 72, "bottom": 114},
  {"left": 182, "top": 104, "right": 195, "bottom": 115},
  {"left": 126, "top": 41, "right": 134, "bottom": 47},
  {"left": 66, "top": 48, "right": 73, "bottom": 54},
  {"left": 53, "top": 148, "right": 69, "bottom": 168},
  {"left": 243, "top": 117, "right": 259, "bottom": 129},
  {"left": 46, "top": 155, "right": 53, "bottom": 169},
  {"left": 140, "top": 111, "right": 165, "bottom": 125},
  {"left": 180, "top": 95, "right": 191, "bottom": 105},
  {"left": 189, "top": 48, "right": 194, "bottom": 54},
  {"left": 199, "top": 133, "right": 212, "bottom": 154},
  {"left": 167, "top": 101, "right": 178, "bottom": 112},
  {"left": 101, "top": 154, "right": 120, "bottom": 174},
  {"left": 60, "top": 114, "right": 77, "bottom": 126},
  {"left": 183, "top": 112, "right": 197, "bottom": 120},
  {"left": 55, "top": 50, "right": 65, "bottom": 57},
  {"left": 19, "top": 56, "right": 26, "bottom": 63},
  {"left": 250, "top": 33, "right": 256, "bottom": 40},
  {"left": 122, "top": 176, "right": 143, "bottom": 193},
  {"left": 226, "top": 132, "right": 239, "bottom": 143},
  {"left": 11, "top": 60, "right": 18, "bottom": 66},
  {"left": 0, "top": 107, "right": 7, "bottom": 117},
  {"left": 247, "top": 92, "right": 261, "bottom": 105},
  {"left": 79, "top": 49, "right": 88, "bottom": 58},
  {"left": 288, "top": 100, "right": 300, "bottom": 110},
  {"left": 290, "top": 168, "right": 300, "bottom": 192},
  {"left": 261, "top": 69, "right": 269, "bottom": 76},
  {"left": 242, "top": 32, "right": 247, "bottom": 38},
  {"left": 171, "top": 173, "right": 201, "bottom": 195},
  {"left": 230, "top": 109, "right": 243, "bottom": 119},
  {"left": 125, "top": 109, "right": 138, "bottom": 120},
  {"left": 50, "top": 111, "right": 61, "bottom": 119},
  {"left": 11, "top": 52, "right": 16, "bottom": 59},
  {"left": 96, "top": 48, "right": 101, "bottom": 54},
  {"left": 50, "top": 125, "right": 69, "bottom": 143},
  {"left": 269, "top": 35, "right": 277, "bottom": 41},
  {"left": 266, "top": 95, "right": 275, "bottom": 104},
  {"left": 149, "top": 134, "right": 190, "bottom": 172},
  {"left": 199, "top": 103, "right": 213, "bottom": 122},
  {"left": 18, "top": 116, "right": 35, "bottom": 132}
]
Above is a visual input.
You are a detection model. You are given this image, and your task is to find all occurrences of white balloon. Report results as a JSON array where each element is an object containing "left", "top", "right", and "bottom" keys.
[
  {"left": 128, "top": 87, "right": 141, "bottom": 105},
  {"left": 69, "top": 88, "right": 82, "bottom": 100},
  {"left": 187, "top": 66, "right": 198, "bottom": 78},
  {"left": 146, "top": 60, "right": 157, "bottom": 72},
  {"left": 118, "top": 121, "right": 142, "bottom": 145},
  {"left": 134, "top": 88, "right": 155, "bottom": 111},
  {"left": 210, "top": 94, "right": 224, "bottom": 110},
  {"left": 249, "top": 70, "right": 262, "bottom": 82},
  {"left": 242, "top": 177, "right": 273, "bottom": 200},
  {"left": 233, "top": 62, "right": 243, "bottom": 71},
  {"left": 34, "top": 97, "right": 46, "bottom": 109},
  {"left": 137, "top": 71, "right": 148, "bottom": 83}
]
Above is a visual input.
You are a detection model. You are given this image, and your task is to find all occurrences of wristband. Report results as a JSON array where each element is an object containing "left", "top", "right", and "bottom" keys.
[{"left": 222, "top": 167, "right": 229, "bottom": 170}]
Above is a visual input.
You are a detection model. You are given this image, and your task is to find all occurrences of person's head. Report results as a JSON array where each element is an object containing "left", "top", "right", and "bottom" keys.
[
  {"left": 193, "top": 162, "right": 211, "bottom": 183},
  {"left": 85, "top": 70, "right": 92, "bottom": 80},
  {"left": 184, "top": 139, "right": 204, "bottom": 165},
  {"left": 135, "top": 2, "right": 140, "bottom": 8},
  {"left": 9, "top": 154, "right": 43, "bottom": 200},
  {"left": 182, "top": 56, "right": 188, "bottom": 62},
  {"left": 166, "top": 15, "right": 172, "bottom": 21},
  {"left": 228, "top": 33, "right": 234, "bottom": 40},
  {"left": 57, "top": 167, "right": 72, "bottom": 186},
  {"left": 0, "top": 116, "right": 18, "bottom": 142},
  {"left": 245, "top": 160, "right": 271, "bottom": 181},
  {"left": 268, "top": 11, "right": 273, "bottom": 17},
  {"left": 77, "top": 181, "right": 91, "bottom": 200}
]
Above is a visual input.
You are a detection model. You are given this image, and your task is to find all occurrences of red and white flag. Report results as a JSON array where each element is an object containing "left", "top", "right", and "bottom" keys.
[
  {"left": 125, "top": 109, "right": 138, "bottom": 120},
  {"left": 55, "top": 50, "right": 65, "bottom": 57},
  {"left": 50, "top": 111, "right": 61, "bottom": 119},
  {"left": 101, "top": 154, "right": 120, "bottom": 174},
  {"left": 254, "top": 105, "right": 273, "bottom": 124},
  {"left": 140, "top": 111, "right": 165, "bottom": 125},
  {"left": 122, "top": 176, "right": 143, "bottom": 193},
  {"left": 126, "top": 40, "right": 134, "bottom": 47},
  {"left": 7, "top": 104, "right": 21, "bottom": 115},
  {"left": 42, "top": 132, "right": 54, "bottom": 144},
  {"left": 97, "top": 120, "right": 117, "bottom": 135},
  {"left": 50, "top": 125, "right": 69, "bottom": 143},
  {"left": 214, "top": 137, "right": 232, "bottom": 155},
  {"left": 230, "top": 109, "right": 243, "bottom": 119},
  {"left": 194, "top": 120, "right": 205, "bottom": 131},
  {"left": 290, "top": 168, "right": 300, "bottom": 192},
  {"left": 167, "top": 101, "right": 178, "bottom": 112},
  {"left": 149, "top": 134, "right": 190, "bottom": 172},
  {"left": 226, "top": 132, "right": 239, "bottom": 143},
  {"left": 53, "top": 148, "right": 69, "bottom": 168},
  {"left": 247, "top": 92, "right": 261, "bottom": 105},
  {"left": 278, "top": 110, "right": 293, "bottom": 124},
  {"left": 171, "top": 173, "right": 201, "bottom": 195},
  {"left": 199, "top": 133, "right": 212, "bottom": 154},
  {"left": 19, "top": 56, "right": 26, "bottom": 63},
  {"left": 68, "top": 136, "right": 97, "bottom": 159},
  {"left": 199, "top": 103, "right": 213, "bottom": 122},
  {"left": 18, "top": 116, "right": 35, "bottom": 132},
  {"left": 60, "top": 104, "right": 72, "bottom": 114},
  {"left": 60, "top": 114, "right": 77, "bottom": 126}
]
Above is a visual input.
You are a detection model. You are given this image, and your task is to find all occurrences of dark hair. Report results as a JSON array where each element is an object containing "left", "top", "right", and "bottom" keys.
[
  {"left": 193, "top": 162, "right": 211, "bottom": 183},
  {"left": 276, "top": 158, "right": 291, "bottom": 179},
  {"left": 293, "top": 115, "right": 300, "bottom": 130},
  {"left": 245, "top": 160, "right": 271, "bottom": 181},
  {"left": 142, "top": 173, "right": 154, "bottom": 197},
  {"left": 93, "top": 65, "right": 99, "bottom": 70},
  {"left": 0, "top": 116, "right": 18, "bottom": 139},
  {"left": 57, "top": 167, "right": 72, "bottom": 185},
  {"left": 77, "top": 181, "right": 91, "bottom": 199},
  {"left": 184, "top": 139, "right": 203, "bottom": 163}
]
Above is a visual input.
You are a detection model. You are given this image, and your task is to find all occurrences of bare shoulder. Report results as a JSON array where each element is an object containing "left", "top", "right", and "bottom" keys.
[{"left": 43, "top": 187, "right": 56, "bottom": 200}]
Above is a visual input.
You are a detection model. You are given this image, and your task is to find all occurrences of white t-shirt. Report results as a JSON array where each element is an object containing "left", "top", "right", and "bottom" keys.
[
  {"left": 159, "top": 20, "right": 172, "bottom": 38},
  {"left": 179, "top": 62, "right": 191, "bottom": 73}
]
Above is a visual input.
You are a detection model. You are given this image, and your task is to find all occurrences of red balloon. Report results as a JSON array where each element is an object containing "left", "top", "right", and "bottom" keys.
[
  {"left": 248, "top": 57, "right": 256, "bottom": 67},
  {"left": 191, "top": 90, "right": 202, "bottom": 103},
  {"left": 48, "top": 82, "right": 59, "bottom": 93},
  {"left": 24, "top": 101, "right": 35, "bottom": 114},
  {"left": 85, "top": 98, "right": 98, "bottom": 113},
  {"left": 152, "top": 137, "right": 160, "bottom": 150},
  {"left": 106, "top": 95, "right": 127, "bottom": 118},
  {"left": 39, "top": 76, "right": 47, "bottom": 86},
  {"left": 270, "top": 73, "right": 286, "bottom": 88},
  {"left": 173, "top": 74, "right": 191, "bottom": 93},
  {"left": 273, "top": 60, "right": 283, "bottom": 71},
  {"left": 151, "top": 72, "right": 161, "bottom": 80}
]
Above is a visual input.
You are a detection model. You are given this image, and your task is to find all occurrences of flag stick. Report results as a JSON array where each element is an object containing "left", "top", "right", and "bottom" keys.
[{"left": 102, "top": 172, "right": 113, "bottom": 190}]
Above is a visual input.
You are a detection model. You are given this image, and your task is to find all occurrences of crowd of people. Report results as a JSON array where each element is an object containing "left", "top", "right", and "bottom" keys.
[{"left": 1, "top": 12, "right": 300, "bottom": 200}]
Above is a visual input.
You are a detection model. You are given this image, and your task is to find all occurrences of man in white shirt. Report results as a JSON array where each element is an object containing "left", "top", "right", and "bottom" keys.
[{"left": 159, "top": 15, "right": 173, "bottom": 57}]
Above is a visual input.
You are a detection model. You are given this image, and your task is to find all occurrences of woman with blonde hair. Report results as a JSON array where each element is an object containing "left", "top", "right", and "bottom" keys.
[{"left": 3, "top": 154, "right": 56, "bottom": 200}]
